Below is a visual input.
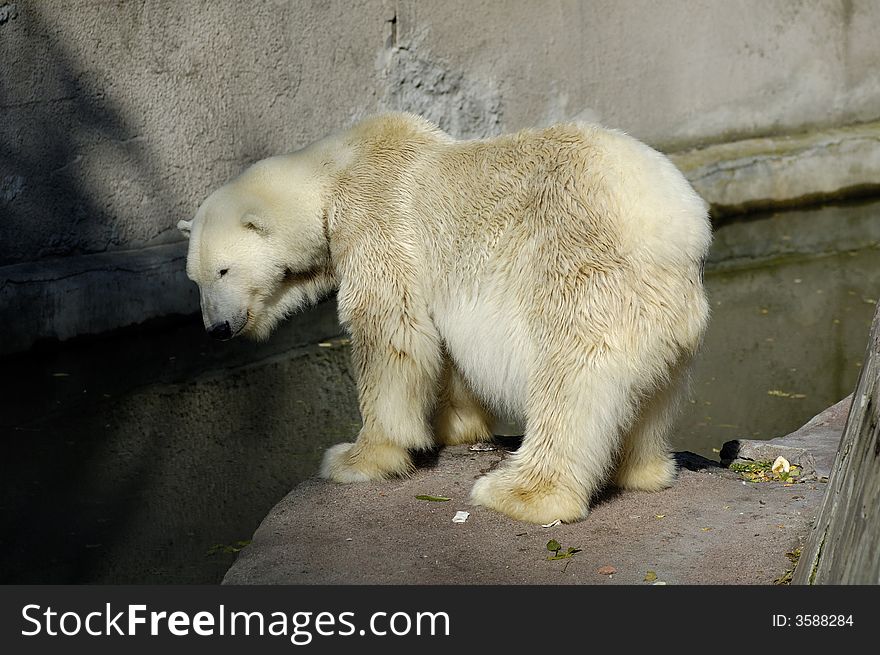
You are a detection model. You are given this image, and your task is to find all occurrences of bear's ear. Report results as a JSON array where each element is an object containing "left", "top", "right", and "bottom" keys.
[
  {"left": 177, "top": 219, "right": 193, "bottom": 238},
  {"left": 242, "top": 213, "right": 269, "bottom": 235}
]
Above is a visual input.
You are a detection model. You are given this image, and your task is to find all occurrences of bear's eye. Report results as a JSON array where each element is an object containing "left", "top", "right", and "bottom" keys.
[{"left": 219, "top": 268, "right": 229, "bottom": 279}]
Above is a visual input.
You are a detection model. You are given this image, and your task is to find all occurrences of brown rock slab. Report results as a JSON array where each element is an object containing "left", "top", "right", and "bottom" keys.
[{"left": 223, "top": 444, "right": 825, "bottom": 585}]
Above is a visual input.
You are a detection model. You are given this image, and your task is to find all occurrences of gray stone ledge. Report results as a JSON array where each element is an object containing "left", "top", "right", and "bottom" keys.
[
  {"left": 670, "top": 121, "right": 880, "bottom": 219},
  {"left": 0, "top": 242, "right": 197, "bottom": 355}
]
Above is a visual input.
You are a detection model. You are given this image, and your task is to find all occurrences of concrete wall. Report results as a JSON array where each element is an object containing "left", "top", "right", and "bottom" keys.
[{"left": 2, "top": 0, "right": 880, "bottom": 352}]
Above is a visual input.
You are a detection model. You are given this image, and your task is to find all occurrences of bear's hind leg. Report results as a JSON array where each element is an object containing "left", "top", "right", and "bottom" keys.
[
  {"left": 433, "top": 358, "right": 494, "bottom": 446},
  {"left": 470, "top": 360, "right": 636, "bottom": 524},
  {"left": 612, "top": 360, "right": 689, "bottom": 491}
]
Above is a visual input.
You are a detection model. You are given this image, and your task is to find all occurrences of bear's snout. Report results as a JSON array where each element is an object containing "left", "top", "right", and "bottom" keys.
[{"left": 207, "top": 321, "right": 232, "bottom": 341}]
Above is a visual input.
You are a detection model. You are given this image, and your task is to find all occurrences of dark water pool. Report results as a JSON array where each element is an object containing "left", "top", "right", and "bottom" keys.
[{"left": 675, "top": 202, "right": 880, "bottom": 457}]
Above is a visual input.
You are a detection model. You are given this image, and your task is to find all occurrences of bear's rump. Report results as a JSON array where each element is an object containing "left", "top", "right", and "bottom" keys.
[{"left": 433, "top": 254, "right": 705, "bottom": 422}]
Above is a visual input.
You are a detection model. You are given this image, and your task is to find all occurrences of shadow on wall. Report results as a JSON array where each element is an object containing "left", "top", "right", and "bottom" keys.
[
  {"left": 0, "top": 5, "right": 180, "bottom": 267},
  {"left": 0, "top": 6, "right": 200, "bottom": 583},
  {"left": 0, "top": 5, "right": 181, "bottom": 583},
  {"left": 0, "top": 4, "right": 358, "bottom": 584}
]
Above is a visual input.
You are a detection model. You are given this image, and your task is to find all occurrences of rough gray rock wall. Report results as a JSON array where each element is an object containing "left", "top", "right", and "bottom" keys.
[{"left": 2, "top": 0, "right": 880, "bottom": 352}]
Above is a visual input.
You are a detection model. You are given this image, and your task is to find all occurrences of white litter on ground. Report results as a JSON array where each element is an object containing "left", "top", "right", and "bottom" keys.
[
  {"left": 452, "top": 511, "right": 470, "bottom": 523},
  {"left": 772, "top": 455, "right": 791, "bottom": 475}
]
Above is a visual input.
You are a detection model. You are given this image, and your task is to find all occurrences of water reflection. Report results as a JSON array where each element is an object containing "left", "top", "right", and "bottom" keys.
[{"left": 674, "top": 204, "right": 880, "bottom": 456}]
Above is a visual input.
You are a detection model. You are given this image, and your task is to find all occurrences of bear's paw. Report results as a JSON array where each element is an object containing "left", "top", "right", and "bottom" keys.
[
  {"left": 612, "top": 455, "right": 676, "bottom": 492},
  {"left": 434, "top": 408, "right": 493, "bottom": 446},
  {"left": 320, "top": 441, "right": 413, "bottom": 483},
  {"left": 469, "top": 469, "right": 589, "bottom": 524}
]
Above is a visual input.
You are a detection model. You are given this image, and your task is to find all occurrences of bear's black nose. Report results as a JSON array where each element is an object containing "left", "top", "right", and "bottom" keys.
[{"left": 208, "top": 321, "right": 232, "bottom": 340}]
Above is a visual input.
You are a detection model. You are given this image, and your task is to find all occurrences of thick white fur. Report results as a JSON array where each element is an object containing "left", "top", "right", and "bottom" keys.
[{"left": 181, "top": 113, "right": 711, "bottom": 524}]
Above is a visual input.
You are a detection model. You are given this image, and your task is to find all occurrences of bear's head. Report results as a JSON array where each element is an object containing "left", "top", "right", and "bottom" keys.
[{"left": 178, "top": 156, "right": 336, "bottom": 341}]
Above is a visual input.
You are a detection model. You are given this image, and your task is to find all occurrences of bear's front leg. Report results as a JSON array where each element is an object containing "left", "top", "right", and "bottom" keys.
[{"left": 320, "top": 288, "right": 442, "bottom": 483}]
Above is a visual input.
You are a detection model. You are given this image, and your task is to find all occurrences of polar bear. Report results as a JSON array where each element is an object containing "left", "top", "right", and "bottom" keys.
[{"left": 179, "top": 112, "right": 711, "bottom": 524}]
